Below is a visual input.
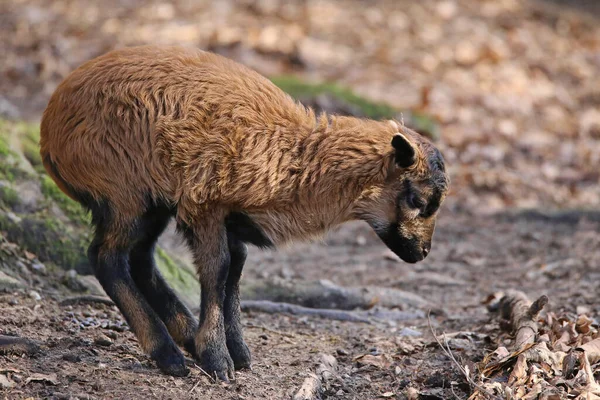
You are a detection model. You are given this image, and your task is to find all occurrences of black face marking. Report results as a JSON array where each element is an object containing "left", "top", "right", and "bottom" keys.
[
  {"left": 375, "top": 223, "right": 424, "bottom": 264},
  {"left": 225, "top": 212, "right": 274, "bottom": 249}
]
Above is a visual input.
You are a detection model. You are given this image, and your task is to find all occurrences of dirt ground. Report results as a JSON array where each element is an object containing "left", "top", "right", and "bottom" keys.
[
  {"left": 2, "top": 210, "right": 599, "bottom": 399},
  {"left": 1, "top": 0, "right": 599, "bottom": 399}
]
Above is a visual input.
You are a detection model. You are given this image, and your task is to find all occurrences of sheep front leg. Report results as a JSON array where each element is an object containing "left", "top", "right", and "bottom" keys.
[{"left": 179, "top": 219, "right": 234, "bottom": 381}]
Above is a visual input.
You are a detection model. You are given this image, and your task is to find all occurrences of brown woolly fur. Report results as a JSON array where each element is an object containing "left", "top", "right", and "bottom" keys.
[{"left": 40, "top": 45, "right": 449, "bottom": 379}]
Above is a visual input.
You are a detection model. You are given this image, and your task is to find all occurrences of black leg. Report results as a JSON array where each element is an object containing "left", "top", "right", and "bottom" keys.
[
  {"left": 179, "top": 219, "right": 234, "bottom": 381},
  {"left": 88, "top": 220, "right": 188, "bottom": 377},
  {"left": 129, "top": 206, "right": 198, "bottom": 356},
  {"left": 224, "top": 232, "right": 251, "bottom": 370}
]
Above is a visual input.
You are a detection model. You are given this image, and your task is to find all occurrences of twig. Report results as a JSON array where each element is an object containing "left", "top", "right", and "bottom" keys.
[
  {"left": 427, "top": 312, "right": 501, "bottom": 400},
  {"left": 498, "top": 291, "right": 547, "bottom": 350},
  {"left": 0, "top": 335, "right": 40, "bottom": 356},
  {"left": 293, "top": 354, "right": 337, "bottom": 400},
  {"left": 241, "top": 300, "right": 371, "bottom": 323},
  {"left": 193, "top": 364, "right": 216, "bottom": 384}
]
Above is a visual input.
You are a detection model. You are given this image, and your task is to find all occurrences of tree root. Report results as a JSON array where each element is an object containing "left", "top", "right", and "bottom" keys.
[
  {"left": 0, "top": 335, "right": 40, "bottom": 356},
  {"left": 241, "top": 278, "right": 429, "bottom": 310},
  {"left": 241, "top": 300, "right": 424, "bottom": 323}
]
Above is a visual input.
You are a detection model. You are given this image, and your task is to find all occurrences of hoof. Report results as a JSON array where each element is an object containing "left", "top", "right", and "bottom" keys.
[
  {"left": 199, "top": 344, "right": 235, "bottom": 382},
  {"left": 227, "top": 338, "right": 252, "bottom": 371},
  {"left": 153, "top": 342, "right": 189, "bottom": 377},
  {"left": 158, "top": 361, "right": 190, "bottom": 377}
]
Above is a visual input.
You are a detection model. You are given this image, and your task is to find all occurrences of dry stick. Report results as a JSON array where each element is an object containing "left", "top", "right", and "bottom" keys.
[
  {"left": 241, "top": 300, "right": 371, "bottom": 323},
  {"left": 498, "top": 291, "right": 548, "bottom": 350},
  {"left": 241, "top": 300, "right": 424, "bottom": 323},
  {"left": 0, "top": 335, "right": 40, "bottom": 356},
  {"left": 293, "top": 354, "right": 337, "bottom": 400},
  {"left": 427, "top": 313, "right": 502, "bottom": 400}
]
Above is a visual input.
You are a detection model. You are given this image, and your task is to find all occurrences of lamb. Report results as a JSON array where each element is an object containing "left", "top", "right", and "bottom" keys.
[{"left": 40, "top": 45, "right": 449, "bottom": 381}]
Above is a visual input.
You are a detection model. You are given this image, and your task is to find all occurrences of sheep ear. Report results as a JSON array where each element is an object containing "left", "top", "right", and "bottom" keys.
[{"left": 391, "top": 133, "right": 416, "bottom": 168}]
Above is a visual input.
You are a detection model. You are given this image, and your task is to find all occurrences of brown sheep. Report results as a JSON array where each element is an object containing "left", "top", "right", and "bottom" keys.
[{"left": 40, "top": 45, "right": 449, "bottom": 381}]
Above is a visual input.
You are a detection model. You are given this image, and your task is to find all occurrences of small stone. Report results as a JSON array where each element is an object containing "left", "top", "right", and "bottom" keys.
[
  {"left": 8, "top": 298, "right": 18, "bottom": 306},
  {"left": 336, "top": 348, "right": 349, "bottom": 356},
  {"left": 0, "top": 374, "right": 15, "bottom": 389},
  {"left": 28, "top": 290, "right": 41, "bottom": 301},
  {"left": 0, "top": 271, "right": 24, "bottom": 290},
  {"left": 355, "top": 236, "right": 367, "bottom": 246},
  {"left": 399, "top": 327, "right": 422, "bottom": 337},
  {"left": 94, "top": 335, "right": 113, "bottom": 347},
  {"left": 31, "top": 262, "right": 46, "bottom": 273},
  {"left": 105, "top": 331, "right": 118, "bottom": 340},
  {"left": 62, "top": 353, "right": 82, "bottom": 363},
  {"left": 577, "top": 305, "right": 592, "bottom": 315}
]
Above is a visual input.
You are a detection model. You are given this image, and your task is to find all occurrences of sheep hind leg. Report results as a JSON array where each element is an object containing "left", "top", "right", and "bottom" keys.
[
  {"left": 88, "top": 211, "right": 188, "bottom": 377},
  {"left": 179, "top": 219, "right": 234, "bottom": 382},
  {"left": 129, "top": 205, "right": 199, "bottom": 357},
  {"left": 224, "top": 232, "right": 251, "bottom": 370}
]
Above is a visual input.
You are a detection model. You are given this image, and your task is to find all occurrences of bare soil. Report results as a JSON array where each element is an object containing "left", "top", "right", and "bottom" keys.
[{"left": 2, "top": 210, "right": 599, "bottom": 399}]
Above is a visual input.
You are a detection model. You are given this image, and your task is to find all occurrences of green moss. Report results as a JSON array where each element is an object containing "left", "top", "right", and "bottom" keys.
[
  {"left": 0, "top": 185, "right": 20, "bottom": 209},
  {"left": 22, "top": 137, "right": 42, "bottom": 169},
  {"left": 155, "top": 247, "right": 200, "bottom": 302},
  {"left": 272, "top": 75, "right": 441, "bottom": 140},
  {"left": 0, "top": 135, "right": 9, "bottom": 157},
  {"left": 40, "top": 175, "right": 89, "bottom": 224},
  {"left": 0, "top": 211, "right": 90, "bottom": 273},
  {"left": 272, "top": 75, "right": 398, "bottom": 120}
]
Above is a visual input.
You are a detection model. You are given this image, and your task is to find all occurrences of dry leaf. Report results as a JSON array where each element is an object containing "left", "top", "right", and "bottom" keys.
[
  {"left": 508, "top": 354, "right": 528, "bottom": 386},
  {"left": 578, "top": 338, "right": 600, "bottom": 364},
  {"left": 353, "top": 354, "right": 392, "bottom": 369},
  {"left": 0, "top": 374, "right": 15, "bottom": 389},
  {"left": 25, "top": 372, "right": 59, "bottom": 385}
]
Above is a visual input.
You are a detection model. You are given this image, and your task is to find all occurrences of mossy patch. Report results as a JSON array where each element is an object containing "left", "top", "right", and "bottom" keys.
[
  {"left": 272, "top": 75, "right": 398, "bottom": 120},
  {"left": 272, "top": 75, "right": 441, "bottom": 140},
  {"left": 0, "top": 133, "right": 10, "bottom": 157},
  {"left": 0, "top": 185, "right": 20, "bottom": 209},
  {"left": 40, "top": 175, "right": 89, "bottom": 224},
  {"left": 155, "top": 247, "right": 200, "bottom": 304},
  {"left": 0, "top": 211, "right": 90, "bottom": 273}
]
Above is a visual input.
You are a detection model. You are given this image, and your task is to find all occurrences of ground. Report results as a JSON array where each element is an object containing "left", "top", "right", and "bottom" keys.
[{"left": 0, "top": 0, "right": 599, "bottom": 399}]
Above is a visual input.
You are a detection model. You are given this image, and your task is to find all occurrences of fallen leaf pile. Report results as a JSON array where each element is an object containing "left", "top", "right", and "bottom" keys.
[{"left": 470, "top": 291, "right": 600, "bottom": 399}]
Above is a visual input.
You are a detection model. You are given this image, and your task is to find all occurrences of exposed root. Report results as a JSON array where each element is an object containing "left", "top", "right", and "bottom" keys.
[
  {"left": 0, "top": 335, "right": 40, "bottom": 356},
  {"left": 241, "top": 278, "right": 429, "bottom": 310},
  {"left": 241, "top": 300, "right": 424, "bottom": 323}
]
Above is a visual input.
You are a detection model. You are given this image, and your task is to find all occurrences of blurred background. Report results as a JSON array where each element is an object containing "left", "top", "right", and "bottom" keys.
[
  {"left": 1, "top": 1, "right": 600, "bottom": 398},
  {"left": 1, "top": 0, "right": 600, "bottom": 211}
]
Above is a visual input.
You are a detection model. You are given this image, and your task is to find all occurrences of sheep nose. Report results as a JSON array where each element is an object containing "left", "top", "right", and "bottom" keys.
[{"left": 422, "top": 243, "right": 431, "bottom": 257}]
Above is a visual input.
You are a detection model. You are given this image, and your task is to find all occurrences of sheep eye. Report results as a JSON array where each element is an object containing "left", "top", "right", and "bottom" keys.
[{"left": 408, "top": 194, "right": 426, "bottom": 211}]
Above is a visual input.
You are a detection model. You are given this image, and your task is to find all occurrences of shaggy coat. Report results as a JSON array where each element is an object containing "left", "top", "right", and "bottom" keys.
[{"left": 40, "top": 46, "right": 449, "bottom": 380}]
